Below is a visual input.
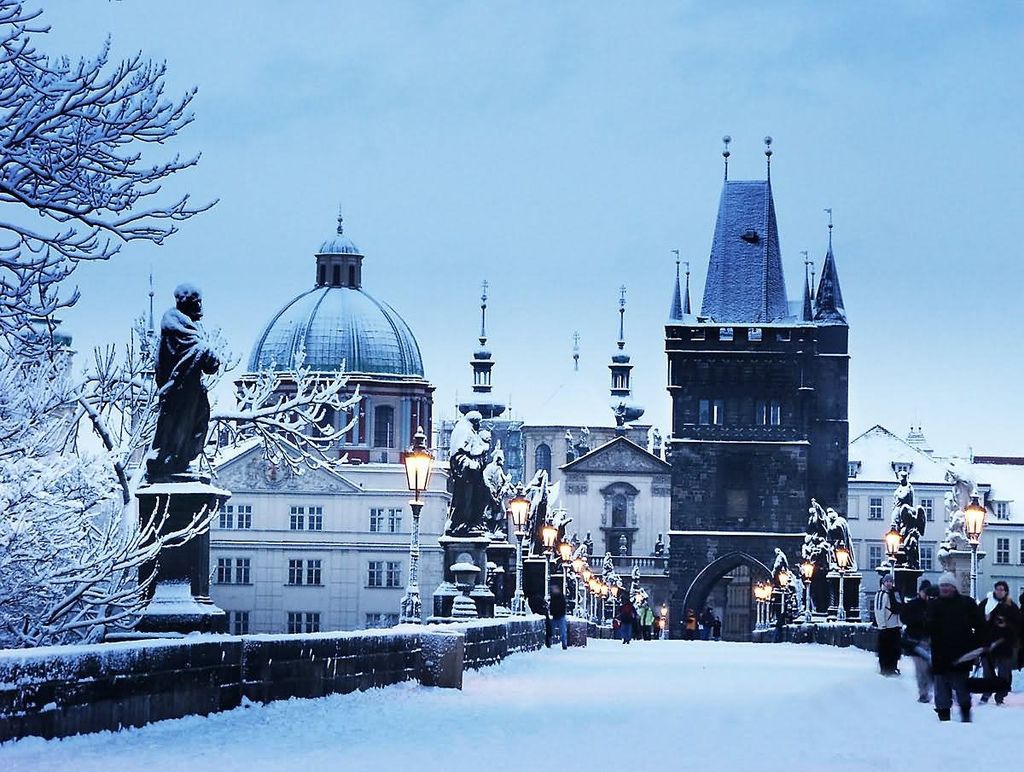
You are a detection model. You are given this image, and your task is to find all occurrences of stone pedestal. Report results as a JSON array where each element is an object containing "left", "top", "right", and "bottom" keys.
[
  {"left": 938, "top": 548, "right": 984, "bottom": 597},
  {"left": 432, "top": 536, "right": 495, "bottom": 620},
  {"left": 135, "top": 478, "right": 230, "bottom": 634},
  {"left": 826, "top": 572, "right": 862, "bottom": 621},
  {"left": 522, "top": 556, "right": 548, "bottom": 606},
  {"left": 874, "top": 564, "right": 923, "bottom": 600},
  {"left": 486, "top": 541, "right": 516, "bottom": 608}
]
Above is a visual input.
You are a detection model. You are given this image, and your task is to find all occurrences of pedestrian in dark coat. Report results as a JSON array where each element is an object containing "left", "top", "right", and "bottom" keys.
[
  {"left": 979, "top": 580, "right": 1021, "bottom": 704},
  {"left": 900, "top": 579, "right": 933, "bottom": 702},
  {"left": 528, "top": 594, "right": 552, "bottom": 648},
  {"left": 618, "top": 598, "right": 636, "bottom": 644},
  {"left": 927, "top": 572, "right": 987, "bottom": 722}
]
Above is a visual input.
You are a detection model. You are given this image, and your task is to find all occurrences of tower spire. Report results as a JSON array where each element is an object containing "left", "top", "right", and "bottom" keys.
[
  {"left": 617, "top": 285, "right": 626, "bottom": 348},
  {"left": 764, "top": 135, "right": 773, "bottom": 181},
  {"left": 813, "top": 209, "right": 847, "bottom": 325},
  {"left": 683, "top": 260, "right": 691, "bottom": 315},
  {"left": 669, "top": 250, "right": 684, "bottom": 321},
  {"left": 458, "top": 283, "right": 505, "bottom": 418},
  {"left": 572, "top": 331, "right": 580, "bottom": 372},
  {"left": 801, "top": 251, "right": 813, "bottom": 322},
  {"left": 336, "top": 205, "right": 344, "bottom": 235},
  {"left": 479, "top": 279, "right": 488, "bottom": 344},
  {"left": 609, "top": 285, "right": 643, "bottom": 433},
  {"left": 722, "top": 135, "right": 731, "bottom": 180},
  {"left": 147, "top": 267, "right": 155, "bottom": 334}
]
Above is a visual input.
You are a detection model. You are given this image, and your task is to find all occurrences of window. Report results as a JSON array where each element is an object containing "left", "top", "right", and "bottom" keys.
[
  {"left": 1019, "top": 538, "right": 1024, "bottom": 565},
  {"left": 725, "top": 489, "right": 749, "bottom": 518},
  {"left": 846, "top": 498, "right": 859, "bottom": 520},
  {"left": 332, "top": 264, "right": 341, "bottom": 286},
  {"left": 892, "top": 462, "right": 913, "bottom": 476},
  {"left": 690, "top": 328, "right": 705, "bottom": 341},
  {"left": 611, "top": 494, "right": 627, "bottom": 528},
  {"left": 370, "top": 508, "right": 385, "bottom": 532},
  {"left": 756, "top": 400, "right": 781, "bottom": 426},
  {"left": 719, "top": 327, "right": 734, "bottom": 342},
  {"left": 308, "top": 505, "right": 323, "bottom": 531},
  {"left": 216, "top": 557, "right": 232, "bottom": 584},
  {"left": 848, "top": 461, "right": 861, "bottom": 479},
  {"left": 236, "top": 504, "right": 252, "bottom": 529},
  {"left": 921, "top": 498, "right": 934, "bottom": 522},
  {"left": 996, "top": 538, "right": 1010, "bottom": 565},
  {"left": 387, "top": 507, "right": 402, "bottom": 533},
  {"left": 368, "top": 561, "right": 384, "bottom": 587},
  {"left": 994, "top": 501, "right": 1010, "bottom": 520},
  {"left": 235, "top": 558, "right": 251, "bottom": 584},
  {"left": 535, "top": 443, "right": 552, "bottom": 476},
  {"left": 306, "top": 559, "right": 322, "bottom": 586},
  {"left": 290, "top": 506, "right": 304, "bottom": 530},
  {"left": 348, "top": 265, "right": 356, "bottom": 287},
  {"left": 228, "top": 611, "right": 249, "bottom": 635},
  {"left": 776, "top": 329, "right": 791, "bottom": 342},
  {"left": 868, "top": 497, "right": 884, "bottom": 520},
  {"left": 386, "top": 561, "right": 402, "bottom": 588},
  {"left": 374, "top": 405, "right": 395, "bottom": 448},
  {"left": 920, "top": 545, "right": 933, "bottom": 572},
  {"left": 288, "top": 559, "right": 304, "bottom": 585},
  {"left": 699, "top": 399, "right": 710, "bottom": 425},
  {"left": 868, "top": 543, "right": 884, "bottom": 568},
  {"left": 286, "top": 611, "right": 319, "bottom": 634},
  {"left": 700, "top": 399, "right": 724, "bottom": 425},
  {"left": 747, "top": 327, "right": 762, "bottom": 341},
  {"left": 365, "top": 613, "right": 399, "bottom": 629},
  {"left": 218, "top": 504, "right": 233, "bottom": 529}
]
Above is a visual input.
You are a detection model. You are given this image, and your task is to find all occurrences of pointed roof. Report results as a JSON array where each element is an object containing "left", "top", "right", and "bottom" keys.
[
  {"left": 813, "top": 236, "right": 846, "bottom": 325},
  {"left": 669, "top": 260, "right": 683, "bottom": 321},
  {"left": 700, "top": 180, "right": 789, "bottom": 323},
  {"left": 802, "top": 268, "right": 813, "bottom": 322},
  {"left": 560, "top": 435, "right": 670, "bottom": 475},
  {"left": 683, "top": 268, "right": 691, "bottom": 315}
]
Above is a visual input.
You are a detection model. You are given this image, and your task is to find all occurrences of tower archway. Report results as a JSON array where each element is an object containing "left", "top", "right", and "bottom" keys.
[{"left": 682, "top": 551, "right": 772, "bottom": 641}]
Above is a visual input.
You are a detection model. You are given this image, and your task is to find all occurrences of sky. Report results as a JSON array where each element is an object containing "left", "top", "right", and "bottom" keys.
[{"left": 36, "top": 1, "right": 1024, "bottom": 456}]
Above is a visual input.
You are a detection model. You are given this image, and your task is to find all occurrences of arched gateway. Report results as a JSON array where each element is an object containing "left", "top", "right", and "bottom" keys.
[{"left": 682, "top": 552, "right": 772, "bottom": 641}]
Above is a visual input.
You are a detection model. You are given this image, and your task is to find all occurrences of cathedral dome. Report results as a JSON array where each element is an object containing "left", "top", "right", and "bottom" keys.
[{"left": 248, "top": 218, "right": 425, "bottom": 378}]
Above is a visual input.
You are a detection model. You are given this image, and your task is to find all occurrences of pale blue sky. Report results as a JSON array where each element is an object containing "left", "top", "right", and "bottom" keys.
[{"left": 41, "top": 1, "right": 1024, "bottom": 455}]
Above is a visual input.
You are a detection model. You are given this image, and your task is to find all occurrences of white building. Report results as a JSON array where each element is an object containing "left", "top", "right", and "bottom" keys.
[
  {"left": 971, "top": 456, "right": 1024, "bottom": 602},
  {"left": 210, "top": 444, "right": 449, "bottom": 634}
]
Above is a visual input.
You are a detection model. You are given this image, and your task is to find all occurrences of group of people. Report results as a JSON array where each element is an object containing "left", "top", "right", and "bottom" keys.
[
  {"left": 683, "top": 607, "right": 722, "bottom": 641},
  {"left": 873, "top": 572, "right": 1022, "bottom": 722},
  {"left": 614, "top": 596, "right": 658, "bottom": 643}
]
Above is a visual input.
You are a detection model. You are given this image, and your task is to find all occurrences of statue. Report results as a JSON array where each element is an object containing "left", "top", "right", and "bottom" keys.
[
  {"left": 772, "top": 548, "right": 791, "bottom": 584},
  {"left": 524, "top": 469, "right": 561, "bottom": 555},
  {"left": 653, "top": 534, "right": 665, "bottom": 557},
  {"left": 603, "top": 551, "right": 615, "bottom": 574},
  {"left": 890, "top": 470, "right": 914, "bottom": 528},
  {"left": 146, "top": 283, "right": 220, "bottom": 483},
  {"left": 650, "top": 427, "right": 663, "bottom": 457},
  {"left": 583, "top": 532, "right": 594, "bottom": 558},
  {"left": 446, "top": 410, "right": 491, "bottom": 536},
  {"left": 889, "top": 471, "right": 926, "bottom": 569},
  {"left": 482, "top": 440, "right": 512, "bottom": 536},
  {"left": 826, "top": 506, "right": 857, "bottom": 572},
  {"left": 618, "top": 533, "right": 628, "bottom": 555},
  {"left": 939, "top": 465, "right": 975, "bottom": 570},
  {"left": 574, "top": 427, "right": 591, "bottom": 458},
  {"left": 564, "top": 429, "right": 576, "bottom": 464}
]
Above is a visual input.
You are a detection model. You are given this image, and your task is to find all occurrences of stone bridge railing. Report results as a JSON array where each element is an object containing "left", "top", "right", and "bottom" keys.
[
  {"left": 0, "top": 616, "right": 588, "bottom": 743},
  {"left": 751, "top": 622, "right": 878, "bottom": 651}
]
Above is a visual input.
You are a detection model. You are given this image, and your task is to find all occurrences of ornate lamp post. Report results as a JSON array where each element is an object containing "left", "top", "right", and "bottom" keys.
[
  {"left": 541, "top": 523, "right": 558, "bottom": 606},
  {"left": 660, "top": 602, "right": 668, "bottom": 640},
  {"left": 835, "top": 546, "right": 851, "bottom": 622},
  {"left": 964, "top": 494, "right": 986, "bottom": 599},
  {"left": 753, "top": 582, "right": 770, "bottom": 631},
  {"left": 400, "top": 427, "right": 433, "bottom": 624},
  {"left": 509, "top": 484, "right": 531, "bottom": 615},
  {"left": 799, "top": 560, "right": 815, "bottom": 623},
  {"left": 558, "top": 541, "right": 573, "bottom": 611},
  {"left": 884, "top": 528, "right": 901, "bottom": 579},
  {"left": 776, "top": 569, "right": 791, "bottom": 625}
]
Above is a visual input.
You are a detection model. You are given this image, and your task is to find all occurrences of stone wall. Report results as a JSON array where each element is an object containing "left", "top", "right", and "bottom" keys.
[
  {"left": 0, "top": 617, "right": 570, "bottom": 743},
  {"left": 751, "top": 622, "right": 878, "bottom": 651}
]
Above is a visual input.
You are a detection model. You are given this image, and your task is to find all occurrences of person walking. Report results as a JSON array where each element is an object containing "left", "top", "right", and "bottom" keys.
[
  {"left": 900, "top": 578, "right": 933, "bottom": 703},
  {"left": 978, "top": 580, "right": 1021, "bottom": 705},
  {"left": 684, "top": 609, "right": 698, "bottom": 641},
  {"left": 638, "top": 601, "right": 655, "bottom": 641},
  {"left": 874, "top": 574, "right": 903, "bottom": 675},
  {"left": 712, "top": 615, "right": 722, "bottom": 642},
  {"left": 699, "top": 607, "right": 715, "bottom": 641},
  {"left": 927, "top": 572, "right": 987, "bottom": 722},
  {"left": 548, "top": 583, "right": 569, "bottom": 650},
  {"left": 618, "top": 597, "right": 636, "bottom": 644},
  {"left": 528, "top": 594, "right": 552, "bottom": 648}
]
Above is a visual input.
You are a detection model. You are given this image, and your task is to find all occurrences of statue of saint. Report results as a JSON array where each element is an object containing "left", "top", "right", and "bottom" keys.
[
  {"left": 146, "top": 284, "right": 220, "bottom": 483},
  {"left": 446, "top": 411, "right": 491, "bottom": 536},
  {"left": 653, "top": 534, "right": 665, "bottom": 557},
  {"left": 574, "top": 427, "right": 591, "bottom": 457},
  {"left": 890, "top": 470, "right": 914, "bottom": 529},
  {"left": 583, "top": 532, "right": 594, "bottom": 557},
  {"left": 826, "top": 507, "right": 858, "bottom": 572},
  {"left": 618, "top": 533, "right": 628, "bottom": 555},
  {"left": 482, "top": 440, "right": 512, "bottom": 536},
  {"left": 603, "top": 551, "right": 615, "bottom": 574}
]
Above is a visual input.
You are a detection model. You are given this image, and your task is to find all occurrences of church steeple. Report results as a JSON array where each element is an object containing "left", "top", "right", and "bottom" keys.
[
  {"left": 458, "top": 280, "right": 506, "bottom": 419},
  {"left": 609, "top": 286, "right": 644, "bottom": 434},
  {"left": 669, "top": 250, "right": 683, "bottom": 321},
  {"left": 801, "top": 253, "right": 813, "bottom": 322},
  {"left": 813, "top": 211, "right": 847, "bottom": 325}
]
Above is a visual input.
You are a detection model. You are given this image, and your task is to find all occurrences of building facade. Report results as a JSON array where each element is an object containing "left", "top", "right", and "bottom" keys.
[{"left": 666, "top": 147, "right": 850, "bottom": 639}]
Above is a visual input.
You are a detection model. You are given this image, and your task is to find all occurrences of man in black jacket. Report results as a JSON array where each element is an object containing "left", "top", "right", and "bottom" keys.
[
  {"left": 900, "top": 579, "right": 933, "bottom": 703},
  {"left": 549, "top": 584, "right": 568, "bottom": 650},
  {"left": 927, "top": 572, "right": 987, "bottom": 722}
]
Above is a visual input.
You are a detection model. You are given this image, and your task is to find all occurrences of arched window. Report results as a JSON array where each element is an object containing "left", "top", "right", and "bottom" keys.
[
  {"left": 535, "top": 443, "right": 551, "bottom": 476},
  {"left": 318, "top": 264, "right": 326, "bottom": 286},
  {"left": 612, "top": 494, "right": 628, "bottom": 527},
  {"left": 374, "top": 405, "right": 395, "bottom": 448},
  {"left": 332, "top": 264, "right": 341, "bottom": 287},
  {"left": 348, "top": 265, "right": 356, "bottom": 287}
]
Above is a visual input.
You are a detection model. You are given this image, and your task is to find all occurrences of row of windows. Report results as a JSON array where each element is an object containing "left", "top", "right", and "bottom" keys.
[
  {"left": 215, "top": 557, "right": 402, "bottom": 587},
  {"left": 866, "top": 542, "right": 935, "bottom": 572},
  {"left": 696, "top": 399, "right": 782, "bottom": 426},
  {"left": 689, "top": 327, "right": 791, "bottom": 343},
  {"left": 217, "top": 504, "right": 407, "bottom": 533},
  {"left": 225, "top": 611, "right": 401, "bottom": 634},
  {"left": 864, "top": 497, "right": 934, "bottom": 521},
  {"left": 993, "top": 538, "right": 1024, "bottom": 566}
]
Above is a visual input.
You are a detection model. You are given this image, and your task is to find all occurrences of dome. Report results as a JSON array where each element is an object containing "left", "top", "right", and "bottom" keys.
[
  {"left": 318, "top": 233, "right": 361, "bottom": 255},
  {"left": 249, "top": 286, "right": 425, "bottom": 377}
]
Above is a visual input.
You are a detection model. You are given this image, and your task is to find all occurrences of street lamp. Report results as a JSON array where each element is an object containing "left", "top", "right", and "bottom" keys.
[
  {"left": 884, "top": 528, "right": 901, "bottom": 579},
  {"left": 799, "top": 560, "right": 815, "bottom": 623},
  {"left": 660, "top": 602, "right": 668, "bottom": 640},
  {"left": 541, "top": 524, "right": 558, "bottom": 605},
  {"left": 835, "top": 546, "right": 851, "bottom": 622},
  {"left": 400, "top": 426, "right": 433, "bottom": 624},
  {"left": 965, "top": 494, "right": 986, "bottom": 599},
  {"left": 753, "top": 582, "right": 770, "bottom": 631},
  {"left": 509, "top": 484, "right": 531, "bottom": 615},
  {"left": 558, "top": 541, "right": 573, "bottom": 611}
]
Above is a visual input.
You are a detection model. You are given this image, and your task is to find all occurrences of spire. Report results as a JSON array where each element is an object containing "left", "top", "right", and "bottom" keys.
[
  {"left": 722, "top": 135, "right": 731, "bottom": 180},
  {"left": 458, "top": 281, "right": 505, "bottom": 419},
  {"left": 572, "top": 330, "right": 580, "bottom": 372},
  {"left": 609, "top": 286, "right": 643, "bottom": 433},
  {"left": 336, "top": 205, "right": 344, "bottom": 235},
  {"left": 669, "top": 250, "right": 683, "bottom": 321},
  {"left": 764, "top": 136, "right": 773, "bottom": 181},
  {"left": 147, "top": 268, "right": 155, "bottom": 334},
  {"left": 683, "top": 260, "right": 691, "bottom": 315},
  {"left": 801, "top": 253, "right": 813, "bottom": 322},
  {"left": 813, "top": 209, "right": 847, "bottom": 325}
]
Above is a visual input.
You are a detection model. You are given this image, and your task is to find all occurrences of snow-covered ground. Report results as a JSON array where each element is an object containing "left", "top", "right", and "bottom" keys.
[{"left": 3, "top": 640, "right": 1021, "bottom": 772}]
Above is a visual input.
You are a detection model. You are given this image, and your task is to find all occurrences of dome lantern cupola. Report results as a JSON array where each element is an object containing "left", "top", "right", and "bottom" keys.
[{"left": 316, "top": 209, "right": 364, "bottom": 289}]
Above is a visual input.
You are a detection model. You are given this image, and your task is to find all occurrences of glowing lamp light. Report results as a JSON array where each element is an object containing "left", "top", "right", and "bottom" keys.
[
  {"left": 777, "top": 569, "right": 791, "bottom": 587},
  {"left": 884, "top": 528, "right": 901, "bottom": 558},
  {"left": 610, "top": 584, "right": 620, "bottom": 598},
  {"left": 572, "top": 557, "right": 585, "bottom": 574},
  {"left": 661, "top": 603, "right": 668, "bottom": 617},
  {"left": 800, "top": 560, "right": 815, "bottom": 582},
  {"left": 509, "top": 486, "right": 530, "bottom": 532},
  {"left": 403, "top": 426, "right": 433, "bottom": 496},
  {"left": 964, "top": 495, "right": 986, "bottom": 543},
  {"left": 583, "top": 568, "right": 593, "bottom": 582},
  {"left": 542, "top": 524, "right": 558, "bottom": 549},
  {"left": 835, "top": 546, "right": 851, "bottom": 571},
  {"left": 558, "top": 542, "right": 573, "bottom": 562}
]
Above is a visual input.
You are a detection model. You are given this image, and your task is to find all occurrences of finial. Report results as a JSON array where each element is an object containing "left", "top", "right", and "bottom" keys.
[
  {"left": 617, "top": 285, "right": 626, "bottom": 348},
  {"left": 824, "top": 207, "right": 833, "bottom": 249},
  {"left": 336, "top": 205, "right": 344, "bottom": 235},
  {"left": 479, "top": 279, "right": 488, "bottom": 343},
  {"left": 764, "top": 135, "right": 773, "bottom": 179},
  {"left": 147, "top": 267, "right": 155, "bottom": 332},
  {"left": 722, "top": 135, "right": 731, "bottom": 180},
  {"left": 572, "top": 331, "right": 580, "bottom": 372}
]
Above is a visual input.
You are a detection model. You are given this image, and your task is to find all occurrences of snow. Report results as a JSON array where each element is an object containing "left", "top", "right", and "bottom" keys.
[{"left": 3, "top": 641, "right": 1021, "bottom": 771}]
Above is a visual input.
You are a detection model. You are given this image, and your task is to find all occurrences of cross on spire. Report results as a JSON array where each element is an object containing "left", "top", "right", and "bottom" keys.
[
  {"left": 336, "top": 205, "right": 344, "bottom": 235},
  {"left": 572, "top": 330, "right": 580, "bottom": 372},
  {"left": 479, "top": 279, "right": 488, "bottom": 343},
  {"left": 722, "top": 135, "right": 731, "bottom": 180},
  {"left": 618, "top": 285, "right": 627, "bottom": 348}
]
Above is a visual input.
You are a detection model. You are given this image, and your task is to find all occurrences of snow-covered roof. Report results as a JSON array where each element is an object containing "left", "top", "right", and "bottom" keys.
[
  {"left": 700, "top": 179, "right": 789, "bottom": 323},
  {"left": 971, "top": 459, "right": 1024, "bottom": 523},
  {"left": 848, "top": 424, "right": 949, "bottom": 484}
]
